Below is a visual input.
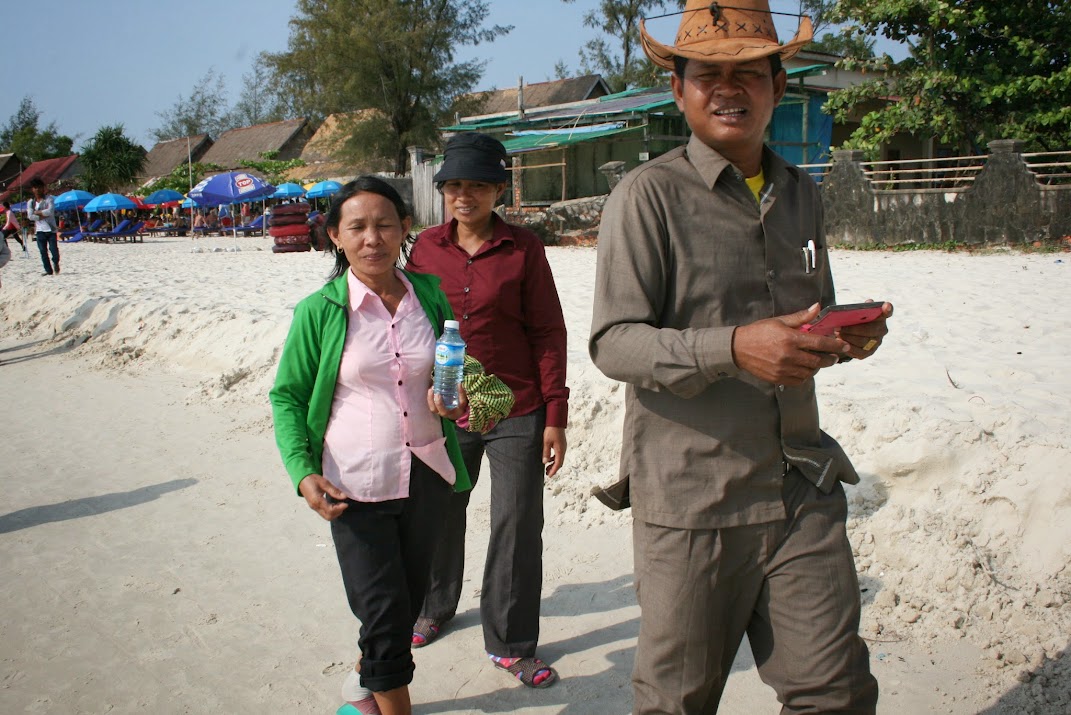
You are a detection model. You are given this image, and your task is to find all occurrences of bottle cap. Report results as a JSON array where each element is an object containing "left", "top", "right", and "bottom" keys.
[{"left": 443, "top": 319, "right": 460, "bottom": 330}]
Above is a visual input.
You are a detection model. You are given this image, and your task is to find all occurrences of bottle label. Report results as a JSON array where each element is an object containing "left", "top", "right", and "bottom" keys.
[{"left": 435, "top": 343, "right": 464, "bottom": 366}]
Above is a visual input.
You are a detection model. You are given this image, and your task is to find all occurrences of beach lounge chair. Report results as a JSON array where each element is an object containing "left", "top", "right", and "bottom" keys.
[
  {"left": 232, "top": 214, "right": 265, "bottom": 236},
  {"left": 86, "top": 219, "right": 132, "bottom": 242},
  {"left": 112, "top": 221, "right": 146, "bottom": 243},
  {"left": 61, "top": 219, "right": 102, "bottom": 241}
]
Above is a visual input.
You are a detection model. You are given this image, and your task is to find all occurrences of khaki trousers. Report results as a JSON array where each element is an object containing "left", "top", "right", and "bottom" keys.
[{"left": 632, "top": 470, "right": 878, "bottom": 715}]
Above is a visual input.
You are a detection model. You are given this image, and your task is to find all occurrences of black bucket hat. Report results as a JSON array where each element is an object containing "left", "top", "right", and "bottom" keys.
[{"left": 434, "top": 133, "right": 510, "bottom": 184}]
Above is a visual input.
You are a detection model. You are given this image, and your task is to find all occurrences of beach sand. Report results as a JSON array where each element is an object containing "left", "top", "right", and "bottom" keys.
[{"left": 1, "top": 234, "right": 1068, "bottom": 713}]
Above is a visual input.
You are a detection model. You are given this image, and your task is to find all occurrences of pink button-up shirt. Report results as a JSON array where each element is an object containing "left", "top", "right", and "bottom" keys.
[{"left": 321, "top": 269, "right": 456, "bottom": 501}]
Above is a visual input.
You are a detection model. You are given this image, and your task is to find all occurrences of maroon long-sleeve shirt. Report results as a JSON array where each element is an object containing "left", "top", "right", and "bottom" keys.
[{"left": 407, "top": 216, "right": 569, "bottom": 428}]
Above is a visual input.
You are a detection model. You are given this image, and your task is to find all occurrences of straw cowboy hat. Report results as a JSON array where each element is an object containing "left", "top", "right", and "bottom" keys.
[{"left": 640, "top": 0, "right": 813, "bottom": 70}]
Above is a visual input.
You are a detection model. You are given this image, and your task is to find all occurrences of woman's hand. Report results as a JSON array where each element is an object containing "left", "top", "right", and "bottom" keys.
[
  {"left": 297, "top": 474, "right": 349, "bottom": 521},
  {"left": 427, "top": 382, "right": 468, "bottom": 421},
  {"left": 543, "top": 426, "right": 567, "bottom": 478}
]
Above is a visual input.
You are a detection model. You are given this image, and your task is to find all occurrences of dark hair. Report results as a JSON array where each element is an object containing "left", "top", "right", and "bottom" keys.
[
  {"left": 2, "top": 201, "right": 9, "bottom": 210},
  {"left": 325, "top": 175, "right": 413, "bottom": 280},
  {"left": 29, "top": 177, "right": 45, "bottom": 190},
  {"left": 673, "top": 53, "right": 783, "bottom": 78}
]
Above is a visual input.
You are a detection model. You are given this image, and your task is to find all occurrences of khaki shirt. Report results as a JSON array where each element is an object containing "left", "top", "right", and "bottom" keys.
[{"left": 589, "top": 135, "right": 858, "bottom": 529}]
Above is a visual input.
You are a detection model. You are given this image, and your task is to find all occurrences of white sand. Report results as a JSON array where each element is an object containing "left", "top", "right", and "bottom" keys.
[{"left": 1, "top": 234, "right": 1069, "bottom": 713}]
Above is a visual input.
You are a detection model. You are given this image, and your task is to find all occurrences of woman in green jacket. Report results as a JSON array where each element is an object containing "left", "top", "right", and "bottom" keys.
[{"left": 270, "top": 176, "right": 470, "bottom": 715}]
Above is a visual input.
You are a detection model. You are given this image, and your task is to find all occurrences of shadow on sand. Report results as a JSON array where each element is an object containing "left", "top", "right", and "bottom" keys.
[
  {"left": 978, "top": 640, "right": 1071, "bottom": 714},
  {"left": 0, "top": 478, "right": 198, "bottom": 534}
]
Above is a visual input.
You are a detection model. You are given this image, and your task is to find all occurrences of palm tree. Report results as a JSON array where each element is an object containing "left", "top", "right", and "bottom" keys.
[{"left": 80, "top": 125, "right": 147, "bottom": 194}]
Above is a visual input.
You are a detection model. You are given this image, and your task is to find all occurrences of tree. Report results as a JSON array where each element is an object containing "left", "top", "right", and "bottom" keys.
[
  {"left": 799, "top": 0, "right": 875, "bottom": 59},
  {"left": 151, "top": 69, "right": 230, "bottom": 142},
  {"left": 225, "top": 55, "right": 290, "bottom": 130},
  {"left": 0, "top": 96, "right": 74, "bottom": 163},
  {"left": 563, "top": 0, "right": 685, "bottom": 92},
  {"left": 825, "top": 0, "right": 1071, "bottom": 154},
  {"left": 78, "top": 125, "right": 147, "bottom": 194},
  {"left": 807, "top": 28, "right": 876, "bottom": 58},
  {"left": 265, "top": 0, "right": 512, "bottom": 174},
  {"left": 141, "top": 161, "right": 225, "bottom": 197}
]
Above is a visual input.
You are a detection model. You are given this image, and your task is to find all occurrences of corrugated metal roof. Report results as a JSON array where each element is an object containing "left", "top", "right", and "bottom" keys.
[
  {"left": 445, "top": 66, "right": 829, "bottom": 132},
  {"left": 501, "top": 123, "right": 644, "bottom": 154}
]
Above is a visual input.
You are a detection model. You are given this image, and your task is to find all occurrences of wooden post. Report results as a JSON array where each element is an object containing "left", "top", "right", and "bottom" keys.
[
  {"left": 512, "top": 155, "right": 523, "bottom": 208},
  {"left": 561, "top": 149, "right": 567, "bottom": 202}
]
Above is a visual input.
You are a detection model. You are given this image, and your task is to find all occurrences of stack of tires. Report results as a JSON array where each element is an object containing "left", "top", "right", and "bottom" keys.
[{"left": 269, "top": 202, "right": 312, "bottom": 254}]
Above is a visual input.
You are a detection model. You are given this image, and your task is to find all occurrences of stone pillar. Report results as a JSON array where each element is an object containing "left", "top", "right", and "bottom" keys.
[
  {"left": 832, "top": 149, "right": 865, "bottom": 164},
  {"left": 598, "top": 161, "right": 627, "bottom": 192},
  {"left": 987, "top": 139, "right": 1025, "bottom": 156},
  {"left": 959, "top": 139, "right": 1042, "bottom": 244},
  {"left": 822, "top": 149, "right": 876, "bottom": 246}
]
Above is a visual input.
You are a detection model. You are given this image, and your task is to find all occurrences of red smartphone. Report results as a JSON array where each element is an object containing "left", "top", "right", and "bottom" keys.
[{"left": 800, "top": 302, "right": 885, "bottom": 336}]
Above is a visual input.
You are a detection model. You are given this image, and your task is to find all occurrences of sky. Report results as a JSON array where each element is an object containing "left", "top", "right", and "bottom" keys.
[{"left": 4, "top": 0, "right": 905, "bottom": 152}]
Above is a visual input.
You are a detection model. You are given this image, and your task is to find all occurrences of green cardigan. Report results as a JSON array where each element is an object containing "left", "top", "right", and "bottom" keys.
[{"left": 269, "top": 270, "right": 472, "bottom": 495}]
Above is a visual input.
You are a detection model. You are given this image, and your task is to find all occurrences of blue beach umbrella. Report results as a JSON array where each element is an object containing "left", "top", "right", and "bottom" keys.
[
  {"left": 84, "top": 193, "right": 137, "bottom": 212},
  {"left": 272, "top": 182, "right": 306, "bottom": 199},
  {"left": 54, "top": 190, "right": 96, "bottom": 211},
  {"left": 180, "top": 197, "right": 196, "bottom": 208},
  {"left": 305, "top": 180, "right": 342, "bottom": 199},
  {"left": 144, "top": 188, "right": 185, "bottom": 206},
  {"left": 54, "top": 190, "right": 97, "bottom": 232},
  {"left": 188, "top": 171, "right": 275, "bottom": 206}
]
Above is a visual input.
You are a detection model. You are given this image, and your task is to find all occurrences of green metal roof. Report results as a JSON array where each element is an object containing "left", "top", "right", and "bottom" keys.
[{"left": 501, "top": 124, "right": 645, "bottom": 154}]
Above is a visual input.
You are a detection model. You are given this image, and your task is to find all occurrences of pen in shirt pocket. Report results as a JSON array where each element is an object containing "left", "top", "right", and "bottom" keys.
[{"left": 801, "top": 239, "right": 817, "bottom": 273}]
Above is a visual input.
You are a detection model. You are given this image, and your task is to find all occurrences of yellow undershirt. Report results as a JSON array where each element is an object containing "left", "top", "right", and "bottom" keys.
[{"left": 745, "top": 170, "right": 765, "bottom": 203}]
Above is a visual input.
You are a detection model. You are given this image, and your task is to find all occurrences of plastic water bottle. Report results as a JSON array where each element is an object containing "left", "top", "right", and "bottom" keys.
[{"left": 433, "top": 320, "right": 466, "bottom": 409}]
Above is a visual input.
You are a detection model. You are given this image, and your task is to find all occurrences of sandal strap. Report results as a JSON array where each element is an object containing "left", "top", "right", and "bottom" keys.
[
  {"left": 412, "top": 617, "right": 441, "bottom": 645},
  {"left": 499, "top": 657, "right": 558, "bottom": 688}
]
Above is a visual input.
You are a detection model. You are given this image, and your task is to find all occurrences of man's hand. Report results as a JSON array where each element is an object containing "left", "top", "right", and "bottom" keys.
[
  {"left": 543, "top": 426, "right": 567, "bottom": 478},
  {"left": 837, "top": 300, "right": 893, "bottom": 360},
  {"left": 297, "top": 474, "right": 349, "bottom": 521},
  {"left": 732, "top": 303, "right": 851, "bottom": 386}
]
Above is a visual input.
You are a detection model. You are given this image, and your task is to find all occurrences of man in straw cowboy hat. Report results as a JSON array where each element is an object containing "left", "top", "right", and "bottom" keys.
[{"left": 590, "top": 1, "right": 891, "bottom": 712}]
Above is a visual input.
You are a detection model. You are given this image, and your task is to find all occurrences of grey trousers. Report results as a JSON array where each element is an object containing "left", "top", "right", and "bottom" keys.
[
  {"left": 632, "top": 470, "right": 878, "bottom": 715},
  {"left": 420, "top": 408, "right": 546, "bottom": 657}
]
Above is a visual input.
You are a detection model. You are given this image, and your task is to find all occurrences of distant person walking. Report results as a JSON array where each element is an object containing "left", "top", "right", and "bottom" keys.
[
  {"left": 2, "top": 201, "right": 26, "bottom": 251},
  {"left": 26, "top": 178, "right": 60, "bottom": 276}
]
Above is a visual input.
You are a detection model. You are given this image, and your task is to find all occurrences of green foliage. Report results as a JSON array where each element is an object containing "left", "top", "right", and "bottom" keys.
[
  {"left": 562, "top": 0, "right": 685, "bottom": 92},
  {"left": 78, "top": 125, "right": 147, "bottom": 194},
  {"left": 239, "top": 151, "right": 307, "bottom": 186},
  {"left": 0, "top": 96, "right": 74, "bottom": 164},
  {"left": 265, "top": 0, "right": 512, "bottom": 174},
  {"left": 226, "top": 55, "right": 290, "bottom": 129},
  {"left": 826, "top": 0, "right": 1071, "bottom": 153},
  {"left": 806, "top": 28, "right": 876, "bottom": 59},
  {"left": 152, "top": 69, "right": 231, "bottom": 142},
  {"left": 141, "top": 162, "right": 225, "bottom": 196}
]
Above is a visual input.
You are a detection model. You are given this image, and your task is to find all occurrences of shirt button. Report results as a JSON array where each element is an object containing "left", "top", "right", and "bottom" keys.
[
  {"left": 778, "top": 384, "right": 785, "bottom": 392},
  {"left": 398, "top": 380, "right": 403, "bottom": 386},
  {"left": 767, "top": 270, "right": 775, "bottom": 279},
  {"left": 395, "top": 352, "right": 400, "bottom": 358},
  {"left": 405, "top": 442, "right": 411, "bottom": 447},
  {"left": 462, "top": 314, "right": 468, "bottom": 320},
  {"left": 403, "top": 411, "right": 408, "bottom": 417},
  {"left": 467, "top": 259, "right": 473, "bottom": 265},
  {"left": 464, "top": 286, "right": 470, "bottom": 293}
]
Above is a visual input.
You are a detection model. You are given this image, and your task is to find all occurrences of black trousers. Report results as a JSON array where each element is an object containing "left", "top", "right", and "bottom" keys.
[
  {"left": 330, "top": 457, "right": 451, "bottom": 692},
  {"left": 420, "top": 408, "right": 546, "bottom": 656}
]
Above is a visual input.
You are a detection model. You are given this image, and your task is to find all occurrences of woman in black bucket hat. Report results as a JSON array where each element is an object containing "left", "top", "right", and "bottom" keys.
[{"left": 406, "top": 133, "right": 569, "bottom": 689}]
